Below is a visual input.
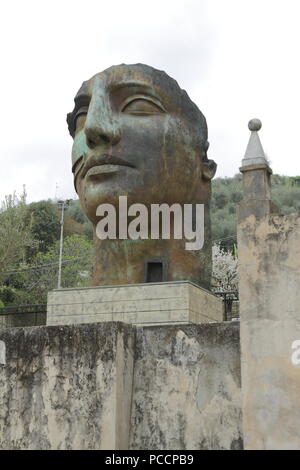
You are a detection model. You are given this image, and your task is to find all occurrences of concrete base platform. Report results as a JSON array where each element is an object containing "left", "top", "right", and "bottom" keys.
[{"left": 47, "top": 280, "right": 223, "bottom": 326}]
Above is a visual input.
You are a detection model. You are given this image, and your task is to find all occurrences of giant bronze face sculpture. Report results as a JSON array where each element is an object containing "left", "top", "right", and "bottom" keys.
[{"left": 67, "top": 64, "right": 216, "bottom": 288}]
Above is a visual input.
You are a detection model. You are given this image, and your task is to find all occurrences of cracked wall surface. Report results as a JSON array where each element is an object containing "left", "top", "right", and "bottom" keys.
[
  {"left": 0, "top": 321, "right": 241, "bottom": 450},
  {"left": 238, "top": 213, "right": 300, "bottom": 449},
  {"left": 130, "top": 323, "right": 242, "bottom": 450},
  {"left": 0, "top": 322, "right": 134, "bottom": 450}
]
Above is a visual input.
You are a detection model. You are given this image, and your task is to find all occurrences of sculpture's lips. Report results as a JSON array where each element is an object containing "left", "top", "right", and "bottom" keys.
[
  {"left": 86, "top": 164, "right": 124, "bottom": 178},
  {"left": 82, "top": 154, "right": 135, "bottom": 179}
]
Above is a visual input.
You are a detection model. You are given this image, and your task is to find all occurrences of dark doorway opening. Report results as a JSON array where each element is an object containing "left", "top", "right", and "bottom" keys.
[{"left": 146, "top": 261, "right": 163, "bottom": 283}]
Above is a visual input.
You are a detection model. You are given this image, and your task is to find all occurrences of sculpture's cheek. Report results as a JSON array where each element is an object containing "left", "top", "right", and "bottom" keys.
[{"left": 71, "top": 130, "right": 89, "bottom": 173}]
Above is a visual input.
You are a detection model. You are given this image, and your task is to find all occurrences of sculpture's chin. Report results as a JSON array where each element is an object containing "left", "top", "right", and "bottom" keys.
[
  {"left": 76, "top": 160, "right": 211, "bottom": 225},
  {"left": 78, "top": 188, "right": 119, "bottom": 225}
]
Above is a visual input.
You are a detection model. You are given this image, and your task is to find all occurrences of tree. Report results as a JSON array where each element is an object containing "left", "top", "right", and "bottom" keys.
[
  {"left": 19, "top": 234, "right": 93, "bottom": 304},
  {"left": 67, "top": 199, "right": 87, "bottom": 224},
  {"left": 67, "top": 199, "right": 93, "bottom": 240},
  {"left": 211, "top": 243, "right": 238, "bottom": 292},
  {"left": 25, "top": 200, "right": 61, "bottom": 255},
  {"left": 63, "top": 213, "right": 85, "bottom": 237},
  {"left": 0, "top": 187, "right": 37, "bottom": 283}
]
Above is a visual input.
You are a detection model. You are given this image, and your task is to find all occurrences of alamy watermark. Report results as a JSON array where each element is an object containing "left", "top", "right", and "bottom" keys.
[
  {"left": 291, "top": 340, "right": 300, "bottom": 366},
  {"left": 95, "top": 196, "right": 205, "bottom": 250}
]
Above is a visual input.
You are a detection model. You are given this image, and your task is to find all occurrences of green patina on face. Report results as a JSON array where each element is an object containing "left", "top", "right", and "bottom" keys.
[{"left": 67, "top": 64, "right": 217, "bottom": 288}]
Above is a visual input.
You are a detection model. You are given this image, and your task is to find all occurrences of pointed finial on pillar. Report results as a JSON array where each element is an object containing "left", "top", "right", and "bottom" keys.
[{"left": 241, "top": 119, "right": 270, "bottom": 168}]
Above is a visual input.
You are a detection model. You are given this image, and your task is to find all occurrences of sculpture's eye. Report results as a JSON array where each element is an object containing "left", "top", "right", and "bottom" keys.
[
  {"left": 122, "top": 98, "right": 165, "bottom": 115},
  {"left": 74, "top": 113, "right": 87, "bottom": 134}
]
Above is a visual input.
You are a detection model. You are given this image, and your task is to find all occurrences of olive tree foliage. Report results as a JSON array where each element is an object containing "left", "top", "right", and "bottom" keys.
[
  {"left": 0, "top": 188, "right": 38, "bottom": 282},
  {"left": 211, "top": 243, "right": 238, "bottom": 292}
]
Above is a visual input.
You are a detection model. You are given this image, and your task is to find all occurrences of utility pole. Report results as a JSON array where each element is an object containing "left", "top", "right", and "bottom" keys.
[{"left": 57, "top": 199, "right": 71, "bottom": 289}]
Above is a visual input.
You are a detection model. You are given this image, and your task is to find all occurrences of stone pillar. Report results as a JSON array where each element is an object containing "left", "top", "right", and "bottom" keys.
[{"left": 237, "top": 119, "right": 300, "bottom": 449}]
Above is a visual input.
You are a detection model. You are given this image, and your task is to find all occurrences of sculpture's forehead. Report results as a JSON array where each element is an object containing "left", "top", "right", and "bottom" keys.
[
  {"left": 68, "top": 64, "right": 207, "bottom": 142},
  {"left": 74, "top": 64, "right": 183, "bottom": 104}
]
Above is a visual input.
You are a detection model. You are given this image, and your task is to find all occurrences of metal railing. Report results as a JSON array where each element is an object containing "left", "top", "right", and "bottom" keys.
[
  {"left": 214, "top": 291, "right": 239, "bottom": 321},
  {"left": 0, "top": 304, "right": 47, "bottom": 315},
  {"left": 0, "top": 304, "right": 47, "bottom": 328}
]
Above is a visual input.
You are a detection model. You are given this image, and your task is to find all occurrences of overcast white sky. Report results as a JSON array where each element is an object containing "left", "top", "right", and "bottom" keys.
[{"left": 1, "top": 0, "right": 299, "bottom": 202}]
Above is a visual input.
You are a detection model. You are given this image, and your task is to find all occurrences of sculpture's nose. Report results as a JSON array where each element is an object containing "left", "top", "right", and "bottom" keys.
[{"left": 84, "top": 89, "right": 121, "bottom": 148}]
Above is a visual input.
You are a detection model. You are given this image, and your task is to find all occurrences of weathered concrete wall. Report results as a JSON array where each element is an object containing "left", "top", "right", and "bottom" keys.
[
  {"left": 130, "top": 323, "right": 242, "bottom": 450},
  {"left": 0, "top": 321, "right": 241, "bottom": 450},
  {"left": 0, "top": 322, "right": 134, "bottom": 450},
  {"left": 238, "top": 213, "right": 300, "bottom": 449}
]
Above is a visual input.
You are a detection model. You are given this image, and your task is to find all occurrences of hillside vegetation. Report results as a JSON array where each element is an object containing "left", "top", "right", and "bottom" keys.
[{"left": 0, "top": 174, "right": 299, "bottom": 305}]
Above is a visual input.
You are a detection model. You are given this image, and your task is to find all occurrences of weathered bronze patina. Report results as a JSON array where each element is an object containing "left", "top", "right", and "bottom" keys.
[{"left": 67, "top": 64, "right": 217, "bottom": 288}]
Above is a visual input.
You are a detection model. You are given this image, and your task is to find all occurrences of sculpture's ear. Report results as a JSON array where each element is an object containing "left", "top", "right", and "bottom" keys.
[
  {"left": 202, "top": 141, "right": 217, "bottom": 180},
  {"left": 203, "top": 159, "right": 217, "bottom": 180}
]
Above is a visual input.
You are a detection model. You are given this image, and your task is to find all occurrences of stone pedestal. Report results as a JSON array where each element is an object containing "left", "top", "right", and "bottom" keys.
[{"left": 47, "top": 281, "right": 223, "bottom": 327}]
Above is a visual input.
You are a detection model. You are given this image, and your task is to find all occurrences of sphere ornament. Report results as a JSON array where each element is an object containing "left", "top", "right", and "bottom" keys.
[{"left": 248, "top": 118, "right": 262, "bottom": 132}]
